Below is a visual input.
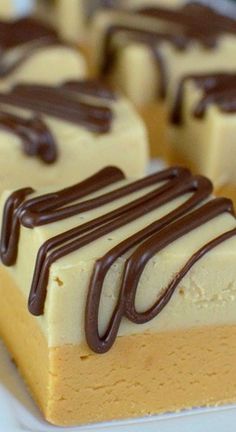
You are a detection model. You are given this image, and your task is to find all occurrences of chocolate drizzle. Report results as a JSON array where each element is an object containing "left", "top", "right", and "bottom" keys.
[
  {"left": 171, "top": 73, "right": 236, "bottom": 125},
  {"left": 0, "top": 110, "right": 57, "bottom": 163},
  {"left": 0, "top": 81, "right": 114, "bottom": 133},
  {"left": 100, "top": 3, "right": 236, "bottom": 98},
  {"left": 1, "top": 166, "right": 236, "bottom": 353},
  {"left": 0, "top": 17, "right": 65, "bottom": 78},
  {"left": 0, "top": 17, "right": 58, "bottom": 49}
]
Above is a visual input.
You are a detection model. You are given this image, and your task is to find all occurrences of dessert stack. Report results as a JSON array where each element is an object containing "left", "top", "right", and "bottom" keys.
[{"left": 0, "top": 0, "right": 236, "bottom": 427}]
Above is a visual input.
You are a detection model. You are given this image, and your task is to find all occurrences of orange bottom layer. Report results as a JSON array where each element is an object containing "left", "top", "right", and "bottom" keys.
[{"left": 1, "top": 267, "right": 236, "bottom": 426}]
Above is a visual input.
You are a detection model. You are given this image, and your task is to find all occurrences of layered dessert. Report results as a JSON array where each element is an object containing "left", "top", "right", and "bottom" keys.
[
  {"left": 91, "top": 2, "right": 236, "bottom": 156},
  {"left": 0, "top": 165, "right": 236, "bottom": 426},
  {"left": 0, "top": 16, "right": 86, "bottom": 86},
  {"left": 170, "top": 72, "right": 236, "bottom": 202},
  {"left": 0, "top": 80, "right": 148, "bottom": 194}
]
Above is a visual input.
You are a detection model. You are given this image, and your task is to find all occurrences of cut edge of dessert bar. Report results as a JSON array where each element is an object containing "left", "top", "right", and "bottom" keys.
[{"left": 0, "top": 166, "right": 236, "bottom": 426}]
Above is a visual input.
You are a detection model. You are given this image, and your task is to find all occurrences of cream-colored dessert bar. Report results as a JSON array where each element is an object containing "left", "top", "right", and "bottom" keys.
[
  {"left": 0, "top": 165, "right": 236, "bottom": 426},
  {"left": 169, "top": 73, "right": 236, "bottom": 202},
  {"left": 0, "top": 17, "right": 86, "bottom": 86},
  {"left": 91, "top": 3, "right": 236, "bottom": 156},
  {"left": 34, "top": 0, "right": 86, "bottom": 42},
  {"left": 0, "top": 80, "right": 148, "bottom": 193}
]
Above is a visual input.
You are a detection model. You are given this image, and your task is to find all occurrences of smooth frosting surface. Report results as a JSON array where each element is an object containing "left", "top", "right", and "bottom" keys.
[
  {"left": 0, "top": 82, "right": 148, "bottom": 193},
  {"left": 1, "top": 168, "right": 236, "bottom": 348}
]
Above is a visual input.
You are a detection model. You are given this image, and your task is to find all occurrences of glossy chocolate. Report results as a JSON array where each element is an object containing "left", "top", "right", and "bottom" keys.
[
  {"left": 100, "top": 3, "right": 236, "bottom": 97},
  {"left": 0, "top": 80, "right": 114, "bottom": 134},
  {"left": 0, "top": 17, "right": 64, "bottom": 77},
  {"left": 0, "top": 17, "right": 58, "bottom": 49},
  {"left": 0, "top": 110, "right": 57, "bottom": 163},
  {"left": 1, "top": 166, "right": 236, "bottom": 353},
  {"left": 171, "top": 73, "right": 236, "bottom": 125}
]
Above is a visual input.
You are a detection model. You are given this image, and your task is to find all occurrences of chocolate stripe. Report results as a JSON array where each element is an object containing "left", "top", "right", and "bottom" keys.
[
  {"left": 171, "top": 73, "right": 236, "bottom": 125},
  {"left": 0, "top": 39, "right": 65, "bottom": 78},
  {"left": 0, "top": 82, "right": 113, "bottom": 133},
  {"left": 0, "top": 167, "right": 124, "bottom": 266},
  {"left": 86, "top": 198, "right": 235, "bottom": 353},
  {"left": 1, "top": 166, "right": 235, "bottom": 353},
  {"left": 100, "top": 3, "right": 236, "bottom": 97},
  {"left": 0, "top": 110, "right": 57, "bottom": 163}
]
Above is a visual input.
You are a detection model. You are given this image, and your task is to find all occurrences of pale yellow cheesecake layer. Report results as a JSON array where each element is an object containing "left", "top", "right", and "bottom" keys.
[
  {"left": 0, "top": 45, "right": 87, "bottom": 88},
  {"left": 1, "top": 267, "right": 236, "bottom": 426},
  {"left": 170, "top": 79, "right": 236, "bottom": 205},
  {"left": 0, "top": 94, "right": 148, "bottom": 194},
  {"left": 90, "top": 7, "right": 236, "bottom": 158}
]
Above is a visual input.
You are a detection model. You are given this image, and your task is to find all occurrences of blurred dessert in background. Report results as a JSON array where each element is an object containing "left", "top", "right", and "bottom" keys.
[
  {"left": 0, "top": 165, "right": 236, "bottom": 425},
  {"left": 34, "top": 0, "right": 86, "bottom": 42},
  {"left": 169, "top": 72, "right": 236, "bottom": 203},
  {"left": 91, "top": 2, "right": 236, "bottom": 158},
  {"left": 0, "top": 80, "right": 148, "bottom": 194}
]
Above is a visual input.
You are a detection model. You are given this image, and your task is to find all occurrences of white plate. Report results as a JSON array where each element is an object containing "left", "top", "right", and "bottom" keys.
[{"left": 0, "top": 340, "right": 236, "bottom": 432}]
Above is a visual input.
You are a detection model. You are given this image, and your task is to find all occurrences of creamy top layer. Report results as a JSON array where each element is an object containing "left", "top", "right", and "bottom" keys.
[
  {"left": 0, "top": 17, "right": 79, "bottom": 78},
  {"left": 97, "top": 3, "right": 236, "bottom": 97},
  {"left": 171, "top": 73, "right": 236, "bottom": 125},
  {"left": 0, "top": 80, "right": 116, "bottom": 163},
  {"left": 1, "top": 167, "right": 236, "bottom": 352}
]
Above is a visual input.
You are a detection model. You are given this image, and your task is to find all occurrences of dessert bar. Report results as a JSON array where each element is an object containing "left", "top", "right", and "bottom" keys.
[
  {"left": 91, "top": 2, "right": 236, "bottom": 155},
  {"left": 0, "top": 17, "right": 86, "bottom": 86},
  {"left": 0, "top": 166, "right": 236, "bottom": 425},
  {"left": 170, "top": 72, "right": 236, "bottom": 202},
  {"left": 0, "top": 80, "right": 148, "bottom": 193}
]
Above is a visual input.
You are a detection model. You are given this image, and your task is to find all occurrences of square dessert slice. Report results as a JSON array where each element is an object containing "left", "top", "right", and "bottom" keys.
[
  {"left": 0, "top": 165, "right": 236, "bottom": 426},
  {"left": 0, "top": 80, "right": 148, "bottom": 194},
  {"left": 169, "top": 72, "right": 236, "bottom": 203},
  {"left": 0, "top": 17, "right": 87, "bottom": 86},
  {"left": 91, "top": 2, "right": 236, "bottom": 156}
]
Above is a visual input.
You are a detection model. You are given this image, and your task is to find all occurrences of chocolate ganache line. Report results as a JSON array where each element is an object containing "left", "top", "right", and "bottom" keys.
[
  {"left": 0, "top": 39, "right": 65, "bottom": 78},
  {"left": 0, "top": 81, "right": 114, "bottom": 133},
  {"left": 101, "top": 3, "right": 236, "bottom": 97},
  {"left": 1, "top": 166, "right": 236, "bottom": 353},
  {"left": 0, "top": 110, "right": 57, "bottom": 163},
  {"left": 171, "top": 73, "right": 236, "bottom": 125},
  {"left": 0, "top": 167, "right": 124, "bottom": 266},
  {"left": 0, "top": 17, "right": 70, "bottom": 78},
  {"left": 0, "top": 17, "right": 58, "bottom": 49}
]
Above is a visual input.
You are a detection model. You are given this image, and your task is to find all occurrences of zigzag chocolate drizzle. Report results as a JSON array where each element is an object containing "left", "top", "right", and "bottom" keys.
[
  {"left": 0, "top": 17, "right": 58, "bottom": 49},
  {"left": 0, "top": 17, "right": 66, "bottom": 77},
  {"left": 171, "top": 73, "right": 236, "bottom": 125},
  {"left": 1, "top": 166, "right": 236, "bottom": 353},
  {"left": 101, "top": 3, "right": 236, "bottom": 97},
  {"left": 0, "top": 81, "right": 113, "bottom": 133},
  {"left": 0, "top": 110, "right": 57, "bottom": 163}
]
